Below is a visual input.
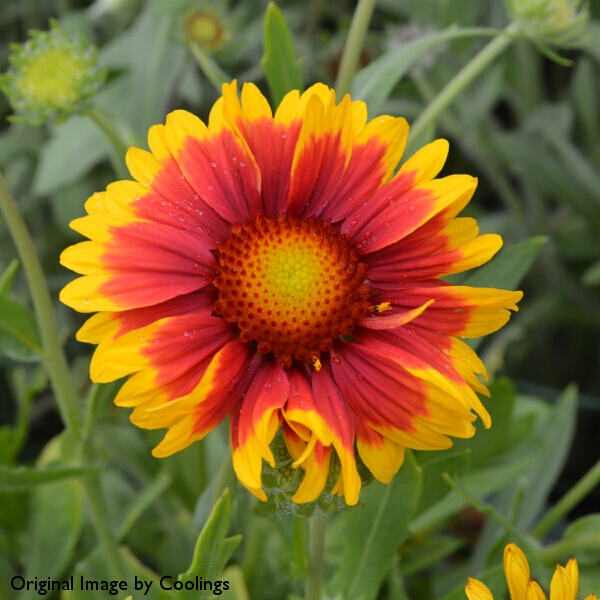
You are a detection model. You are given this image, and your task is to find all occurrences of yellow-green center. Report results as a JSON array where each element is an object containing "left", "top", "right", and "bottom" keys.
[
  {"left": 214, "top": 216, "right": 371, "bottom": 368},
  {"left": 18, "top": 48, "right": 86, "bottom": 106}
]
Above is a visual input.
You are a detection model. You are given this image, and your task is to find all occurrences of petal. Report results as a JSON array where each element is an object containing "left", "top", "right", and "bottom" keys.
[
  {"left": 286, "top": 92, "right": 354, "bottom": 218},
  {"left": 359, "top": 299, "right": 434, "bottom": 330},
  {"left": 550, "top": 565, "right": 572, "bottom": 600},
  {"left": 311, "top": 364, "right": 361, "bottom": 505},
  {"left": 564, "top": 559, "right": 578, "bottom": 600},
  {"left": 151, "top": 340, "right": 253, "bottom": 457},
  {"left": 330, "top": 341, "right": 471, "bottom": 450},
  {"left": 164, "top": 107, "right": 262, "bottom": 224},
  {"left": 373, "top": 283, "right": 522, "bottom": 339},
  {"left": 292, "top": 439, "right": 332, "bottom": 503},
  {"left": 320, "top": 114, "right": 409, "bottom": 223},
  {"left": 230, "top": 359, "right": 290, "bottom": 491},
  {"left": 344, "top": 174, "right": 478, "bottom": 254},
  {"left": 356, "top": 419, "right": 405, "bottom": 484},
  {"left": 365, "top": 212, "right": 503, "bottom": 283},
  {"left": 399, "top": 138, "right": 449, "bottom": 183},
  {"left": 527, "top": 582, "right": 548, "bottom": 600},
  {"left": 465, "top": 578, "right": 494, "bottom": 600},
  {"left": 354, "top": 327, "right": 490, "bottom": 429},
  {"left": 60, "top": 215, "right": 217, "bottom": 312},
  {"left": 504, "top": 544, "right": 530, "bottom": 600},
  {"left": 95, "top": 313, "right": 235, "bottom": 390},
  {"left": 230, "top": 82, "right": 303, "bottom": 218},
  {"left": 125, "top": 128, "right": 231, "bottom": 249}
]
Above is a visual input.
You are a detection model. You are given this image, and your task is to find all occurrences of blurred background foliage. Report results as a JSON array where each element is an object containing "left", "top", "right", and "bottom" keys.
[{"left": 1, "top": 1, "right": 600, "bottom": 599}]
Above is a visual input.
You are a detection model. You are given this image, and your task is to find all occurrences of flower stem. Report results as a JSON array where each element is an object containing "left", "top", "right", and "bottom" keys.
[
  {"left": 83, "top": 475, "right": 126, "bottom": 579},
  {"left": 188, "top": 42, "right": 231, "bottom": 93},
  {"left": 404, "top": 22, "right": 519, "bottom": 158},
  {"left": 334, "top": 0, "right": 377, "bottom": 99},
  {"left": 87, "top": 105, "right": 130, "bottom": 180},
  {"left": 532, "top": 455, "right": 600, "bottom": 539},
  {"left": 0, "top": 170, "right": 81, "bottom": 434},
  {"left": 0, "top": 170, "right": 125, "bottom": 580},
  {"left": 305, "top": 517, "right": 325, "bottom": 600}
]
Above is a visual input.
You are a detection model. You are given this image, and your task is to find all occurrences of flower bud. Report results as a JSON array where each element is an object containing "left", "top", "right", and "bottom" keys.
[
  {"left": 0, "top": 20, "right": 106, "bottom": 125},
  {"left": 183, "top": 10, "right": 229, "bottom": 52},
  {"left": 507, "top": 0, "right": 590, "bottom": 48},
  {"left": 254, "top": 430, "right": 374, "bottom": 517}
]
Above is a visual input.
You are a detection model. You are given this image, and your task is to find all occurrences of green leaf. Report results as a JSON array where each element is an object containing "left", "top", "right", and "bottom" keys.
[
  {"left": 220, "top": 565, "right": 250, "bottom": 600},
  {"left": 327, "top": 449, "right": 422, "bottom": 600},
  {"left": 64, "top": 546, "right": 174, "bottom": 600},
  {"left": 399, "top": 533, "right": 464, "bottom": 577},
  {"left": 0, "top": 463, "right": 103, "bottom": 491},
  {"left": 452, "top": 379, "right": 516, "bottom": 469},
  {"left": 416, "top": 448, "right": 471, "bottom": 515},
  {"left": 409, "top": 457, "right": 532, "bottom": 534},
  {"left": 582, "top": 258, "right": 600, "bottom": 286},
  {"left": 351, "top": 27, "right": 500, "bottom": 117},
  {"left": 516, "top": 385, "right": 578, "bottom": 531},
  {"left": 261, "top": 2, "right": 302, "bottom": 107},
  {"left": 463, "top": 236, "right": 547, "bottom": 290},
  {"left": 562, "top": 515, "right": 600, "bottom": 566},
  {"left": 175, "top": 488, "right": 242, "bottom": 600},
  {"left": 31, "top": 115, "right": 108, "bottom": 197},
  {"left": 0, "top": 295, "right": 42, "bottom": 361},
  {"left": 22, "top": 480, "right": 84, "bottom": 600},
  {"left": 0, "top": 259, "right": 19, "bottom": 295}
]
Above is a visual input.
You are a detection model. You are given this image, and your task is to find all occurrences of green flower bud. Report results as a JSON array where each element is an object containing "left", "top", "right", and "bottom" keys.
[
  {"left": 254, "top": 430, "right": 375, "bottom": 518},
  {"left": 183, "top": 10, "right": 229, "bottom": 52},
  {"left": 0, "top": 20, "right": 107, "bottom": 126},
  {"left": 508, "top": 0, "right": 590, "bottom": 48}
]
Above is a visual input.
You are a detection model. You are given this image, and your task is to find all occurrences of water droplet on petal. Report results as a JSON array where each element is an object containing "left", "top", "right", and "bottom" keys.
[
  {"left": 332, "top": 357, "right": 341, "bottom": 365},
  {"left": 239, "top": 161, "right": 245, "bottom": 167},
  {"left": 211, "top": 161, "right": 217, "bottom": 167},
  {"left": 83, "top": 297, "right": 90, "bottom": 305},
  {"left": 281, "top": 132, "right": 287, "bottom": 138},
  {"left": 351, "top": 219, "right": 357, "bottom": 226},
  {"left": 207, "top": 185, "right": 213, "bottom": 191}
]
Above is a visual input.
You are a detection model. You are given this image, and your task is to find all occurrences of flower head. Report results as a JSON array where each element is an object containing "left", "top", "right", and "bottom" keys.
[
  {"left": 0, "top": 20, "right": 106, "bottom": 125},
  {"left": 508, "top": 0, "right": 590, "bottom": 48},
  {"left": 60, "top": 81, "right": 522, "bottom": 506},
  {"left": 183, "top": 9, "right": 229, "bottom": 51},
  {"left": 466, "top": 543, "right": 593, "bottom": 600}
]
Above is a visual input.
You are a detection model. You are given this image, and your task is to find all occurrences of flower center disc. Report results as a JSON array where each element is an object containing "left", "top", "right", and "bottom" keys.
[{"left": 214, "top": 216, "right": 371, "bottom": 368}]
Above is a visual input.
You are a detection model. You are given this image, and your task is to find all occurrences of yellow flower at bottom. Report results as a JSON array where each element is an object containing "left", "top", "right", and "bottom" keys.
[{"left": 466, "top": 543, "right": 592, "bottom": 600}]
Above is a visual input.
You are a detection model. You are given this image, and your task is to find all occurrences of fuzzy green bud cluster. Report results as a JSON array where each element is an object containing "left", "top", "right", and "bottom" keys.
[
  {"left": 0, "top": 20, "right": 107, "bottom": 125},
  {"left": 255, "top": 430, "right": 374, "bottom": 518},
  {"left": 507, "top": 0, "right": 590, "bottom": 48}
]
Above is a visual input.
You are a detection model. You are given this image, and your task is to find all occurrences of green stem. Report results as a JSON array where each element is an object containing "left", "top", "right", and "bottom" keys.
[
  {"left": 0, "top": 170, "right": 126, "bottom": 580},
  {"left": 87, "top": 105, "right": 130, "bottom": 180},
  {"left": 334, "top": 0, "right": 377, "bottom": 98},
  {"left": 0, "top": 171, "right": 80, "bottom": 434},
  {"left": 305, "top": 517, "right": 325, "bottom": 600},
  {"left": 83, "top": 476, "right": 126, "bottom": 579},
  {"left": 533, "top": 456, "right": 600, "bottom": 539},
  {"left": 188, "top": 42, "right": 231, "bottom": 93},
  {"left": 404, "top": 22, "right": 519, "bottom": 158}
]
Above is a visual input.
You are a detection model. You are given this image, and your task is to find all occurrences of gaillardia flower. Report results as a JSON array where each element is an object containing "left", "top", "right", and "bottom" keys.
[
  {"left": 60, "top": 81, "right": 522, "bottom": 505},
  {"left": 465, "top": 542, "right": 595, "bottom": 600}
]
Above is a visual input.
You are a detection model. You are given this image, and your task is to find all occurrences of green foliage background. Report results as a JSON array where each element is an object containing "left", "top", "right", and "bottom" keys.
[{"left": 1, "top": 1, "right": 600, "bottom": 599}]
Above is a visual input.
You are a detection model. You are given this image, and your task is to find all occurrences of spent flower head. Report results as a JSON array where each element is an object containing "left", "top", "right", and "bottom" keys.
[
  {"left": 183, "top": 9, "right": 229, "bottom": 51},
  {"left": 507, "top": 0, "right": 590, "bottom": 48},
  {"left": 0, "top": 19, "right": 106, "bottom": 126}
]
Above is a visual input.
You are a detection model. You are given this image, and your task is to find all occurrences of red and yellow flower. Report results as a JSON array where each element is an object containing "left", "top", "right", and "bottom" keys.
[{"left": 60, "top": 81, "right": 522, "bottom": 505}]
